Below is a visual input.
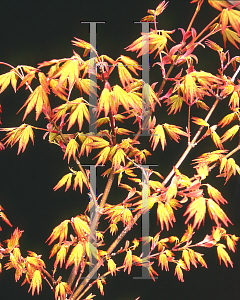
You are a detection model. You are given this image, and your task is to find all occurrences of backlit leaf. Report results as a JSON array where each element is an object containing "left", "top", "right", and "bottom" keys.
[
  {"left": 20, "top": 85, "right": 50, "bottom": 121},
  {"left": 46, "top": 220, "right": 69, "bottom": 245},
  {"left": 217, "top": 244, "right": 233, "bottom": 267},
  {"left": 184, "top": 197, "right": 206, "bottom": 229},
  {"left": 55, "top": 282, "right": 71, "bottom": 300},
  {"left": 207, "top": 199, "right": 232, "bottom": 227},
  {"left": 221, "top": 124, "right": 239, "bottom": 142},
  {"left": 63, "top": 139, "right": 79, "bottom": 164},
  {"left": 65, "top": 243, "right": 84, "bottom": 271},
  {"left": 53, "top": 173, "right": 73, "bottom": 192},
  {"left": 73, "top": 171, "right": 89, "bottom": 193},
  {"left": 28, "top": 270, "right": 42, "bottom": 296}
]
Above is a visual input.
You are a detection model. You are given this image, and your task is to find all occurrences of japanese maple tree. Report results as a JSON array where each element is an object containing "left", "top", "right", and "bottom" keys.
[{"left": 0, "top": 0, "right": 240, "bottom": 299}]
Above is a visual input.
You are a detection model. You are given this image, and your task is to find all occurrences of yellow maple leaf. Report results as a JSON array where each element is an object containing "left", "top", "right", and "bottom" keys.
[
  {"left": 217, "top": 244, "right": 233, "bottom": 267},
  {"left": 53, "top": 56, "right": 81, "bottom": 90},
  {"left": 150, "top": 124, "right": 166, "bottom": 151},
  {"left": 65, "top": 243, "right": 84, "bottom": 271},
  {"left": 28, "top": 270, "right": 42, "bottom": 295},
  {"left": 174, "top": 260, "right": 186, "bottom": 282},
  {"left": 0, "top": 70, "right": 18, "bottom": 93},
  {"left": 55, "top": 282, "right": 71, "bottom": 300},
  {"left": 221, "top": 124, "right": 239, "bottom": 142},
  {"left": 207, "top": 199, "right": 232, "bottom": 227},
  {"left": 46, "top": 219, "right": 69, "bottom": 245},
  {"left": 71, "top": 215, "right": 90, "bottom": 239},
  {"left": 19, "top": 85, "right": 50, "bottom": 121},
  {"left": 1, "top": 124, "right": 34, "bottom": 154},
  {"left": 183, "top": 197, "right": 206, "bottom": 229},
  {"left": 206, "top": 184, "right": 228, "bottom": 205},
  {"left": 158, "top": 252, "right": 169, "bottom": 271},
  {"left": 112, "top": 148, "right": 126, "bottom": 171},
  {"left": 53, "top": 173, "right": 73, "bottom": 192},
  {"left": 107, "top": 258, "right": 117, "bottom": 276},
  {"left": 67, "top": 98, "right": 90, "bottom": 131},
  {"left": 63, "top": 139, "right": 79, "bottom": 164},
  {"left": 54, "top": 245, "right": 69, "bottom": 269},
  {"left": 73, "top": 171, "right": 89, "bottom": 193},
  {"left": 123, "top": 250, "right": 132, "bottom": 274},
  {"left": 125, "top": 32, "right": 168, "bottom": 58}
]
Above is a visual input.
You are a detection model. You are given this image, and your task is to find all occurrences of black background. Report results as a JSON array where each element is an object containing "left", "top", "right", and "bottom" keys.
[{"left": 0, "top": 1, "right": 239, "bottom": 299}]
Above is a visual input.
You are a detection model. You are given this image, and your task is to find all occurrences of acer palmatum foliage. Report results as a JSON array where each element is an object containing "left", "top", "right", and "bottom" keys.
[{"left": 0, "top": 0, "right": 240, "bottom": 299}]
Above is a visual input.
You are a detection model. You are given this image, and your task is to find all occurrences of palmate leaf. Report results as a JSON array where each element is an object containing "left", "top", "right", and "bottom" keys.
[
  {"left": 76, "top": 78, "right": 99, "bottom": 96},
  {"left": 54, "top": 245, "right": 69, "bottom": 269},
  {"left": 221, "top": 124, "right": 239, "bottom": 142},
  {"left": 174, "top": 260, "right": 186, "bottom": 282},
  {"left": 73, "top": 171, "right": 89, "bottom": 193},
  {"left": 217, "top": 244, "right": 233, "bottom": 267},
  {"left": 107, "top": 258, "right": 117, "bottom": 276},
  {"left": 206, "top": 184, "right": 228, "bottom": 205},
  {"left": 183, "top": 197, "right": 206, "bottom": 229},
  {"left": 67, "top": 99, "right": 89, "bottom": 131},
  {"left": 46, "top": 220, "right": 69, "bottom": 245},
  {"left": 1, "top": 124, "right": 34, "bottom": 154},
  {"left": 117, "top": 62, "right": 134, "bottom": 88},
  {"left": 0, "top": 70, "right": 18, "bottom": 93},
  {"left": 65, "top": 243, "right": 84, "bottom": 272},
  {"left": 208, "top": 0, "right": 229, "bottom": 11},
  {"left": 157, "top": 201, "right": 176, "bottom": 231},
  {"left": 28, "top": 270, "right": 42, "bottom": 296},
  {"left": 163, "top": 123, "right": 188, "bottom": 142},
  {"left": 118, "top": 55, "right": 142, "bottom": 75},
  {"left": 191, "top": 117, "right": 209, "bottom": 127},
  {"left": 224, "top": 27, "right": 240, "bottom": 49},
  {"left": 19, "top": 85, "right": 50, "bottom": 121},
  {"left": 150, "top": 124, "right": 166, "bottom": 151},
  {"left": 112, "top": 148, "right": 126, "bottom": 171},
  {"left": 63, "top": 139, "right": 79, "bottom": 164},
  {"left": 125, "top": 32, "right": 168, "bottom": 58},
  {"left": 53, "top": 173, "right": 73, "bottom": 192},
  {"left": 207, "top": 199, "right": 232, "bottom": 227},
  {"left": 71, "top": 215, "right": 90, "bottom": 239},
  {"left": 98, "top": 87, "right": 111, "bottom": 117},
  {"left": 166, "top": 95, "right": 184, "bottom": 114},
  {"left": 55, "top": 282, "right": 71, "bottom": 300},
  {"left": 94, "top": 146, "right": 111, "bottom": 166},
  {"left": 123, "top": 250, "right": 132, "bottom": 275},
  {"left": 52, "top": 55, "right": 82, "bottom": 90}
]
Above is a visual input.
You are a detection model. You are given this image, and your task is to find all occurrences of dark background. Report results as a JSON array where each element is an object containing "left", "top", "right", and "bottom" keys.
[{"left": 0, "top": 1, "right": 239, "bottom": 299}]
